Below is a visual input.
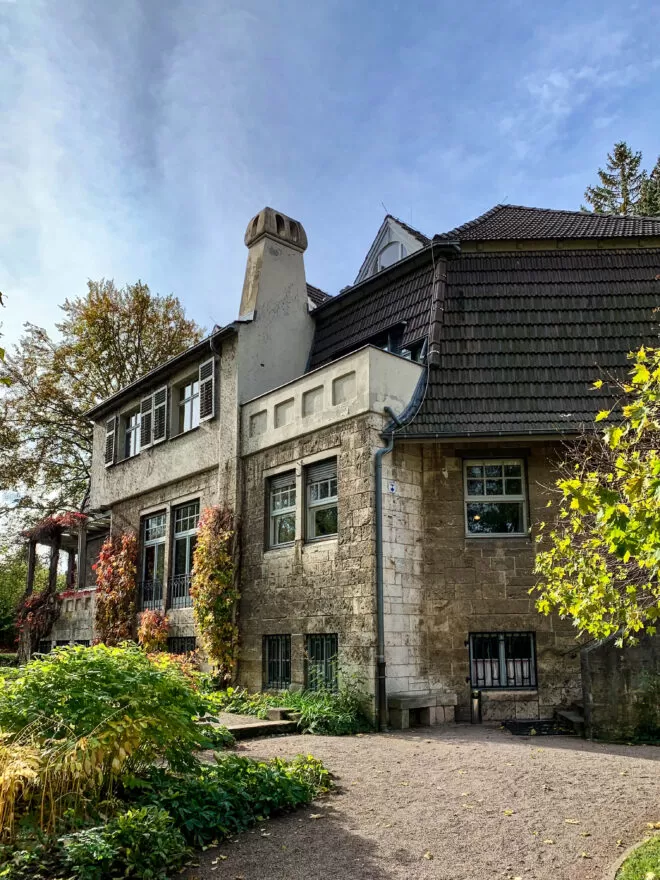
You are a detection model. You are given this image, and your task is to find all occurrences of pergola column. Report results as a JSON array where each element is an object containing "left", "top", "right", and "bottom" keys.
[
  {"left": 26, "top": 540, "right": 37, "bottom": 595},
  {"left": 77, "top": 522, "right": 87, "bottom": 590}
]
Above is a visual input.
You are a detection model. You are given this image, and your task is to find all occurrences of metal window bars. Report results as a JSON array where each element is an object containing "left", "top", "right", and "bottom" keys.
[
  {"left": 138, "top": 579, "right": 164, "bottom": 611},
  {"left": 264, "top": 635, "right": 291, "bottom": 689},
  {"left": 169, "top": 573, "right": 193, "bottom": 609},
  {"left": 305, "top": 633, "right": 338, "bottom": 691},
  {"left": 469, "top": 632, "right": 536, "bottom": 689}
]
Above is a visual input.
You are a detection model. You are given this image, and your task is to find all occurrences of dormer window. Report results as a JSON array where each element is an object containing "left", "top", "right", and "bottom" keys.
[{"left": 376, "top": 241, "right": 407, "bottom": 272}]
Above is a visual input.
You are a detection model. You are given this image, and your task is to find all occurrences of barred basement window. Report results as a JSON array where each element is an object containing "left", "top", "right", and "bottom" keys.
[
  {"left": 37, "top": 640, "right": 52, "bottom": 654},
  {"left": 55, "top": 640, "right": 70, "bottom": 647},
  {"left": 306, "top": 459, "right": 338, "bottom": 541},
  {"left": 306, "top": 633, "right": 338, "bottom": 691},
  {"left": 264, "top": 635, "right": 291, "bottom": 689},
  {"left": 268, "top": 472, "right": 296, "bottom": 547},
  {"left": 469, "top": 632, "right": 536, "bottom": 689},
  {"left": 464, "top": 459, "right": 526, "bottom": 535},
  {"left": 167, "top": 636, "right": 196, "bottom": 655}
]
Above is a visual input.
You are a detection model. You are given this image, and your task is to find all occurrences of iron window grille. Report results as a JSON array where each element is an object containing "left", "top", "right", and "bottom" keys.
[
  {"left": 140, "top": 512, "right": 166, "bottom": 610},
  {"left": 306, "top": 460, "right": 338, "bottom": 541},
  {"left": 268, "top": 472, "right": 296, "bottom": 547},
  {"left": 167, "top": 636, "right": 196, "bottom": 655},
  {"left": 469, "top": 632, "right": 537, "bottom": 689},
  {"left": 170, "top": 501, "right": 199, "bottom": 608},
  {"left": 464, "top": 459, "right": 526, "bottom": 536},
  {"left": 55, "top": 640, "right": 70, "bottom": 647},
  {"left": 178, "top": 379, "right": 200, "bottom": 433},
  {"left": 305, "top": 633, "right": 338, "bottom": 691},
  {"left": 263, "top": 635, "right": 292, "bottom": 690}
]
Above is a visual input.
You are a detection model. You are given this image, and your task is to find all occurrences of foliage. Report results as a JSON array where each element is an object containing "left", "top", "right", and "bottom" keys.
[
  {"left": 0, "top": 279, "right": 204, "bottom": 523},
  {"left": 190, "top": 506, "right": 239, "bottom": 680},
  {"left": 124, "top": 754, "right": 331, "bottom": 848},
  {"left": 615, "top": 834, "right": 660, "bottom": 880},
  {"left": 535, "top": 347, "right": 660, "bottom": 642},
  {"left": 137, "top": 610, "right": 169, "bottom": 652},
  {"left": 94, "top": 533, "right": 137, "bottom": 646},
  {"left": 203, "top": 683, "right": 372, "bottom": 736},
  {"left": 0, "top": 546, "right": 49, "bottom": 649},
  {"left": 583, "top": 141, "right": 660, "bottom": 215},
  {"left": 0, "top": 655, "right": 16, "bottom": 668}
]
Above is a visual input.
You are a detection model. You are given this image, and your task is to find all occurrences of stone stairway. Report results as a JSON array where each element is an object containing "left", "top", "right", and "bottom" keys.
[
  {"left": 554, "top": 702, "right": 585, "bottom": 737},
  {"left": 209, "top": 707, "right": 301, "bottom": 741}
]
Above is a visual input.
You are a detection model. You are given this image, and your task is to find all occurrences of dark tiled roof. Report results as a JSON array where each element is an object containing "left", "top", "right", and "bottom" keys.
[
  {"left": 385, "top": 214, "right": 430, "bottom": 245},
  {"left": 307, "top": 283, "right": 332, "bottom": 307},
  {"left": 400, "top": 249, "right": 660, "bottom": 435},
  {"left": 436, "top": 204, "right": 660, "bottom": 242}
]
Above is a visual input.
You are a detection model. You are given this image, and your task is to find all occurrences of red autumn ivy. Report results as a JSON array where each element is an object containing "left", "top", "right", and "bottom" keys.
[
  {"left": 94, "top": 531, "right": 137, "bottom": 645},
  {"left": 137, "top": 609, "right": 169, "bottom": 652}
]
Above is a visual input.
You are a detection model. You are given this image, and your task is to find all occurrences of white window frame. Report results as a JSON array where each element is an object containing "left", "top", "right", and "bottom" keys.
[
  {"left": 123, "top": 409, "right": 141, "bottom": 459},
  {"left": 306, "top": 460, "right": 338, "bottom": 541},
  {"left": 463, "top": 458, "right": 527, "bottom": 537},
  {"left": 269, "top": 472, "right": 296, "bottom": 548},
  {"left": 178, "top": 377, "right": 200, "bottom": 434}
]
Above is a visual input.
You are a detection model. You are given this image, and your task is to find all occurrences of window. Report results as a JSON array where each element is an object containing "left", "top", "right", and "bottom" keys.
[
  {"left": 167, "top": 636, "right": 197, "bottom": 654},
  {"left": 464, "top": 459, "right": 526, "bottom": 535},
  {"left": 124, "top": 410, "right": 141, "bottom": 459},
  {"left": 306, "top": 634, "right": 338, "bottom": 691},
  {"left": 55, "top": 640, "right": 70, "bottom": 647},
  {"left": 170, "top": 501, "right": 199, "bottom": 608},
  {"left": 37, "top": 640, "right": 52, "bottom": 654},
  {"left": 306, "top": 460, "right": 338, "bottom": 540},
  {"left": 264, "top": 635, "right": 291, "bottom": 689},
  {"left": 268, "top": 472, "right": 296, "bottom": 547},
  {"left": 178, "top": 379, "right": 200, "bottom": 433},
  {"left": 376, "top": 241, "right": 407, "bottom": 272},
  {"left": 140, "top": 512, "right": 166, "bottom": 610},
  {"left": 469, "top": 632, "right": 536, "bottom": 689}
]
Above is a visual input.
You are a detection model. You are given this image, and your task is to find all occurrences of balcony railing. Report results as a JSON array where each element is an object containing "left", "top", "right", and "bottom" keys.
[
  {"left": 138, "top": 579, "right": 163, "bottom": 611},
  {"left": 169, "top": 573, "right": 193, "bottom": 609}
]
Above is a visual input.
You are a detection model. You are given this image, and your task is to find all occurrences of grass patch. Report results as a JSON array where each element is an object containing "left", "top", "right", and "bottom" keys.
[{"left": 616, "top": 835, "right": 660, "bottom": 879}]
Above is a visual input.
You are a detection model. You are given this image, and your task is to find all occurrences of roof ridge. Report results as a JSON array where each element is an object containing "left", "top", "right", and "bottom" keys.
[
  {"left": 384, "top": 214, "right": 430, "bottom": 244},
  {"left": 500, "top": 203, "right": 660, "bottom": 222}
]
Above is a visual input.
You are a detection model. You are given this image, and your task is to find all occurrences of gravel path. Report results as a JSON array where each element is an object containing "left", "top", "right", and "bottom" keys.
[{"left": 188, "top": 725, "right": 659, "bottom": 880}]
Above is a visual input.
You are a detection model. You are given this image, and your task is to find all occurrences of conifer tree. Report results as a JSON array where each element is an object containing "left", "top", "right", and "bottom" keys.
[
  {"left": 638, "top": 156, "right": 660, "bottom": 216},
  {"left": 583, "top": 141, "right": 645, "bottom": 214}
]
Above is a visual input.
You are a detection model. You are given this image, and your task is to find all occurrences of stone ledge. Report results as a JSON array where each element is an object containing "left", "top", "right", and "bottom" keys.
[
  {"left": 388, "top": 691, "right": 458, "bottom": 710},
  {"left": 481, "top": 690, "right": 538, "bottom": 702}
]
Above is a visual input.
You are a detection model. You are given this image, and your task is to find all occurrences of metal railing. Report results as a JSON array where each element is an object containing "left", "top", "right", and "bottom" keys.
[
  {"left": 137, "top": 579, "right": 164, "bottom": 611},
  {"left": 169, "top": 573, "right": 193, "bottom": 609}
]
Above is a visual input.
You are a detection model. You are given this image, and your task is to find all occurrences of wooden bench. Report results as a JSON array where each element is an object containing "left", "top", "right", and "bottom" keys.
[{"left": 388, "top": 691, "right": 457, "bottom": 729}]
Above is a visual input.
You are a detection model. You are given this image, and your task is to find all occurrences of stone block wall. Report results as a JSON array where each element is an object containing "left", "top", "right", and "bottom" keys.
[{"left": 581, "top": 633, "right": 660, "bottom": 739}]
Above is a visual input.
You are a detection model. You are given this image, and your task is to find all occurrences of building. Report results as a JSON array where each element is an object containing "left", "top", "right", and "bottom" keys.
[{"left": 41, "top": 204, "right": 660, "bottom": 727}]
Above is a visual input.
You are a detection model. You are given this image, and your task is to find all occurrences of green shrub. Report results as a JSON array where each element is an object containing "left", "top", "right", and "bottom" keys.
[
  {"left": 0, "top": 655, "right": 17, "bottom": 668},
  {"left": 124, "top": 754, "right": 331, "bottom": 847}
]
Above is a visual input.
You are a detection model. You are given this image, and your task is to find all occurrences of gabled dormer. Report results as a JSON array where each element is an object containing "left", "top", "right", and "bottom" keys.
[{"left": 354, "top": 215, "right": 429, "bottom": 283}]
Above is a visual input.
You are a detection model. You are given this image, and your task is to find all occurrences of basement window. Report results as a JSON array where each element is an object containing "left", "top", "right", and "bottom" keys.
[
  {"left": 464, "top": 459, "right": 526, "bottom": 536},
  {"left": 469, "top": 632, "right": 536, "bottom": 689},
  {"left": 167, "top": 636, "right": 196, "bottom": 655},
  {"left": 264, "top": 634, "right": 291, "bottom": 689}
]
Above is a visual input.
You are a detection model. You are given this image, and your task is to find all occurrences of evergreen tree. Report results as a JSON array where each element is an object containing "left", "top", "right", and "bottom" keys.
[
  {"left": 583, "top": 141, "right": 645, "bottom": 214},
  {"left": 638, "top": 156, "right": 660, "bottom": 216}
]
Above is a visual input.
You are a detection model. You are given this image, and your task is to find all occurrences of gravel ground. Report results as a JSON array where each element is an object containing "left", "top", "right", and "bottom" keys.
[{"left": 188, "top": 724, "right": 659, "bottom": 880}]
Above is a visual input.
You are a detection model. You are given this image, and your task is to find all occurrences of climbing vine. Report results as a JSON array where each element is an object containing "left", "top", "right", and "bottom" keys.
[
  {"left": 93, "top": 531, "right": 138, "bottom": 645},
  {"left": 137, "top": 609, "right": 169, "bottom": 652},
  {"left": 190, "top": 505, "right": 239, "bottom": 681}
]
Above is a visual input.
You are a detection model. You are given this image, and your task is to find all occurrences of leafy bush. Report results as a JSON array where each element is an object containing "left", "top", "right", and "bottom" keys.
[
  {"left": 0, "top": 655, "right": 16, "bottom": 668},
  {"left": 137, "top": 610, "right": 169, "bottom": 652},
  {"left": 124, "top": 754, "right": 331, "bottom": 847},
  {"left": 203, "top": 684, "right": 372, "bottom": 736}
]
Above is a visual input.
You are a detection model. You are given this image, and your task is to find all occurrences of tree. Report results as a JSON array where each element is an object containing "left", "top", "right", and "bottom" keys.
[
  {"left": 583, "top": 142, "right": 646, "bottom": 214},
  {"left": 0, "top": 291, "right": 10, "bottom": 388},
  {"left": 0, "top": 544, "right": 50, "bottom": 649},
  {"left": 535, "top": 347, "right": 660, "bottom": 644},
  {"left": 638, "top": 156, "right": 660, "bottom": 216},
  {"left": 0, "top": 280, "right": 204, "bottom": 522}
]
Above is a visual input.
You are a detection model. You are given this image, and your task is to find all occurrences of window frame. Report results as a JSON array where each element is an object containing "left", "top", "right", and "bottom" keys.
[
  {"left": 268, "top": 472, "right": 296, "bottom": 549},
  {"left": 140, "top": 511, "right": 166, "bottom": 610},
  {"left": 463, "top": 458, "right": 527, "bottom": 537},
  {"left": 177, "top": 377, "right": 201, "bottom": 434},
  {"left": 170, "top": 500, "right": 199, "bottom": 609},
  {"left": 263, "top": 634, "right": 292, "bottom": 690},
  {"left": 468, "top": 632, "right": 537, "bottom": 690},
  {"left": 305, "top": 633, "right": 338, "bottom": 692},
  {"left": 123, "top": 409, "right": 142, "bottom": 460},
  {"left": 305, "top": 459, "right": 338, "bottom": 542}
]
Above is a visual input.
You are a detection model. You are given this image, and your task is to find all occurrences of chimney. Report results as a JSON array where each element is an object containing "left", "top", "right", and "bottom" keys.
[{"left": 236, "top": 207, "right": 314, "bottom": 402}]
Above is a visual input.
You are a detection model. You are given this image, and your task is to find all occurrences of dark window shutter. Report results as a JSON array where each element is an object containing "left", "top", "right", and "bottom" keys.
[
  {"left": 199, "top": 358, "right": 215, "bottom": 421},
  {"left": 152, "top": 387, "right": 168, "bottom": 443},
  {"left": 140, "top": 395, "right": 153, "bottom": 448},
  {"left": 104, "top": 416, "right": 117, "bottom": 466}
]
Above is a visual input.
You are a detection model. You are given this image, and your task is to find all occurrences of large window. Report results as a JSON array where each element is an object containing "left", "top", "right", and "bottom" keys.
[
  {"left": 306, "top": 460, "right": 338, "bottom": 541},
  {"left": 124, "top": 410, "right": 141, "bottom": 459},
  {"left": 170, "top": 501, "right": 199, "bottom": 608},
  {"left": 178, "top": 379, "right": 200, "bottom": 433},
  {"left": 464, "top": 459, "right": 526, "bottom": 535},
  {"left": 469, "top": 632, "right": 536, "bottom": 689},
  {"left": 268, "top": 472, "right": 296, "bottom": 548},
  {"left": 140, "top": 512, "right": 166, "bottom": 610},
  {"left": 306, "top": 633, "right": 338, "bottom": 691},
  {"left": 264, "top": 635, "right": 291, "bottom": 689}
]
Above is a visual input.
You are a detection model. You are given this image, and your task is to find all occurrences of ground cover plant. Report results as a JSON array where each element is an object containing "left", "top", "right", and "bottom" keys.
[
  {"left": 203, "top": 683, "right": 372, "bottom": 736},
  {"left": 616, "top": 834, "right": 660, "bottom": 879},
  {"left": 0, "top": 644, "right": 329, "bottom": 879}
]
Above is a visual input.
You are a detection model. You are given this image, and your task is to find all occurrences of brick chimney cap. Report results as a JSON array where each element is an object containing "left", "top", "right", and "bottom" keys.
[{"left": 245, "top": 207, "right": 308, "bottom": 251}]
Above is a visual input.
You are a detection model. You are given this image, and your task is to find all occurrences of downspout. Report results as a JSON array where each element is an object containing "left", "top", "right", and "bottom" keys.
[{"left": 375, "top": 404, "right": 402, "bottom": 731}]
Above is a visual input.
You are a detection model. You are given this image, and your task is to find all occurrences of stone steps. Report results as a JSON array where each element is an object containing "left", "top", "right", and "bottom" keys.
[
  {"left": 214, "top": 716, "right": 300, "bottom": 740},
  {"left": 555, "top": 708, "right": 585, "bottom": 737}
]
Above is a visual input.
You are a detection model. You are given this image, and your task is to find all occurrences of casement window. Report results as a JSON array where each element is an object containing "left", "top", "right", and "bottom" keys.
[
  {"left": 268, "top": 472, "right": 296, "bottom": 547},
  {"left": 306, "top": 459, "right": 338, "bottom": 541},
  {"left": 170, "top": 500, "right": 199, "bottom": 609},
  {"left": 199, "top": 358, "right": 215, "bottom": 422},
  {"left": 178, "top": 378, "right": 200, "bottom": 433},
  {"left": 140, "top": 512, "right": 166, "bottom": 610},
  {"left": 305, "top": 633, "right": 338, "bottom": 692},
  {"left": 124, "top": 410, "right": 141, "bottom": 459},
  {"left": 464, "top": 459, "right": 526, "bottom": 536},
  {"left": 104, "top": 417, "right": 117, "bottom": 466},
  {"left": 469, "top": 632, "right": 537, "bottom": 689},
  {"left": 264, "top": 635, "right": 291, "bottom": 689},
  {"left": 167, "top": 636, "right": 196, "bottom": 655}
]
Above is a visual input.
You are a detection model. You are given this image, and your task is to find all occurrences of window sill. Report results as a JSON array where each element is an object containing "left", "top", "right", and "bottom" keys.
[
  {"left": 264, "top": 543, "right": 295, "bottom": 555},
  {"left": 479, "top": 689, "right": 538, "bottom": 700},
  {"left": 169, "top": 425, "right": 201, "bottom": 442},
  {"left": 464, "top": 533, "right": 531, "bottom": 540}
]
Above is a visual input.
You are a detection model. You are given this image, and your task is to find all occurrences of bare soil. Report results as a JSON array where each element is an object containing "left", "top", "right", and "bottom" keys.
[{"left": 189, "top": 724, "right": 659, "bottom": 880}]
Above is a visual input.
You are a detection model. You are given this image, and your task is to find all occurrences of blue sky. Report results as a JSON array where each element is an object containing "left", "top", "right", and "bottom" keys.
[{"left": 2, "top": 0, "right": 659, "bottom": 346}]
